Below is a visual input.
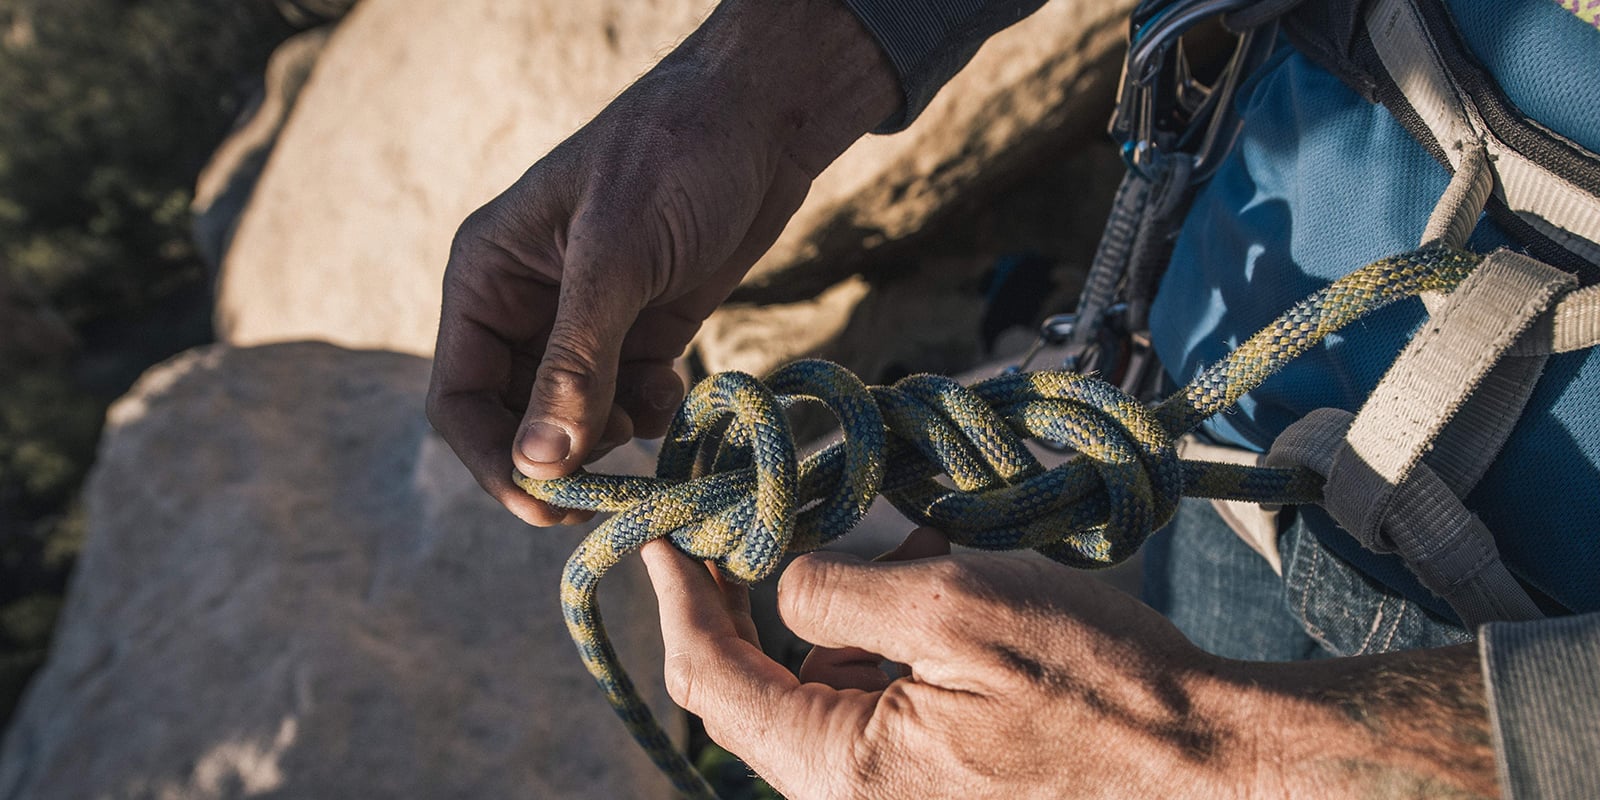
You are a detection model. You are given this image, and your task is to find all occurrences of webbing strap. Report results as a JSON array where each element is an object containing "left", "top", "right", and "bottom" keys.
[
  {"left": 1366, "top": 0, "right": 1600, "bottom": 264},
  {"left": 1421, "top": 142, "right": 1493, "bottom": 252},
  {"left": 1415, "top": 144, "right": 1549, "bottom": 499},
  {"left": 1508, "top": 283, "right": 1600, "bottom": 355},
  {"left": 1268, "top": 409, "right": 1543, "bottom": 626},
  {"left": 1331, "top": 249, "right": 1574, "bottom": 547}
]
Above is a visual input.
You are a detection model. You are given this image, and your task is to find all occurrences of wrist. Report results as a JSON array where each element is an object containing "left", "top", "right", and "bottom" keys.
[
  {"left": 1222, "top": 644, "right": 1498, "bottom": 799},
  {"left": 672, "top": 0, "right": 900, "bottom": 176}
]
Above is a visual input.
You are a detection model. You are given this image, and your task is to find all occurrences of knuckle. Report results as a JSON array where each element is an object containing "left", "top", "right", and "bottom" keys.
[
  {"left": 662, "top": 653, "right": 696, "bottom": 711},
  {"left": 448, "top": 206, "right": 496, "bottom": 262},
  {"left": 535, "top": 349, "right": 601, "bottom": 400},
  {"left": 777, "top": 554, "right": 842, "bottom": 626}
]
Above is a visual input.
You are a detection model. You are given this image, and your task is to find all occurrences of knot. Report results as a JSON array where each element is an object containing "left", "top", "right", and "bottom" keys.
[
  {"left": 874, "top": 370, "right": 1183, "bottom": 567},
  {"left": 522, "top": 360, "right": 887, "bottom": 583},
  {"left": 523, "top": 361, "right": 1187, "bottom": 574}
]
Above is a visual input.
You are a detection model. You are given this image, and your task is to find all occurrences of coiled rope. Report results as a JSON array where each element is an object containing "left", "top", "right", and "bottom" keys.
[{"left": 517, "top": 245, "right": 1481, "bottom": 799}]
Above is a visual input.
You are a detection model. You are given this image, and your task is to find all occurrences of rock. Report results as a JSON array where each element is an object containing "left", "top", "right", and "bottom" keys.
[
  {"left": 693, "top": 140, "right": 1127, "bottom": 386},
  {"left": 214, "top": 0, "right": 1135, "bottom": 357},
  {"left": 0, "top": 343, "right": 676, "bottom": 799},
  {"left": 192, "top": 26, "right": 333, "bottom": 272},
  {"left": 694, "top": 258, "right": 988, "bottom": 384}
]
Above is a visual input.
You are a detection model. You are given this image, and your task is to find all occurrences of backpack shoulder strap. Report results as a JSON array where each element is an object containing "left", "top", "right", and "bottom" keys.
[{"left": 1282, "top": 0, "right": 1600, "bottom": 276}]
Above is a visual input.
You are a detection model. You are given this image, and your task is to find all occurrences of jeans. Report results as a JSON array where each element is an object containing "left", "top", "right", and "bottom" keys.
[{"left": 1142, "top": 498, "right": 1473, "bottom": 661}]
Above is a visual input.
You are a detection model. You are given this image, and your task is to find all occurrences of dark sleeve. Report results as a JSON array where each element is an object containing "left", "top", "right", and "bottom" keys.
[
  {"left": 1479, "top": 613, "right": 1600, "bottom": 799},
  {"left": 838, "top": 0, "right": 1053, "bottom": 131}
]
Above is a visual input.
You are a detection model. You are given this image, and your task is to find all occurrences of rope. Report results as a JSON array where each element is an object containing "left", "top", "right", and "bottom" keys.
[{"left": 516, "top": 245, "right": 1482, "bottom": 799}]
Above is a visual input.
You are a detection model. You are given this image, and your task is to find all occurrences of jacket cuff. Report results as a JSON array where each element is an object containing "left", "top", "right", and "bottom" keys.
[
  {"left": 838, "top": 0, "right": 1048, "bottom": 132},
  {"left": 1479, "top": 613, "right": 1600, "bottom": 799}
]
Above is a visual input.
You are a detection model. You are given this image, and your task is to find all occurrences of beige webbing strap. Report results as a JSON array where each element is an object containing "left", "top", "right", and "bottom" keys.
[
  {"left": 1330, "top": 250, "right": 1574, "bottom": 548},
  {"left": 1422, "top": 353, "right": 1546, "bottom": 497},
  {"left": 1368, "top": 0, "right": 1600, "bottom": 264},
  {"left": 1508, "top": 283, "right": 1600, "bottom": 356},
  {"left": 1422, "top": 143, "right": 1494, "bottom": 252}
]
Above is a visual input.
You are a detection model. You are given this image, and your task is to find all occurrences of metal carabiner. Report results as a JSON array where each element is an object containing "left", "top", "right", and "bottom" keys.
[{"left": 1109, "top": 0, "right": 1273, "bottom": 182}]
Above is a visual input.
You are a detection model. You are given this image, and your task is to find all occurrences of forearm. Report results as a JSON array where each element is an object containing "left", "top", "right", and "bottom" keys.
[
  {"left": 663, "top": 0, "right": 901, "bottom": 176},
  {"left": 1226, "top": 644, "right": 1498, "bottom": 799}
]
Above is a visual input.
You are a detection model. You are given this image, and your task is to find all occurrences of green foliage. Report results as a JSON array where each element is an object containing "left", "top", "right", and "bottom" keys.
[{"left": 0, "top": 0, "right": 298, "bottom": 724}]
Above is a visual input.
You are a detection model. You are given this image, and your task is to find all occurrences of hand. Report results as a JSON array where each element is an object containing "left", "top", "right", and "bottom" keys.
[
  {"left": 643, "top": 529, "right": 1500, "bottom": 800},
  {"left": 426, "top": 0, "right": 899, "bottom": 525}
]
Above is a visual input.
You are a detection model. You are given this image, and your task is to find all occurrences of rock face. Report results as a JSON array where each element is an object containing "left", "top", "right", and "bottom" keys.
[
  {"left": 214, "top": 0, "right": 1134, "bottom": 357},
  {"left": 192, "top": 26, "right": 334, "bottom": 272},
  {"left": 0, "top": 343, "right": 676, "bottom": 799}
]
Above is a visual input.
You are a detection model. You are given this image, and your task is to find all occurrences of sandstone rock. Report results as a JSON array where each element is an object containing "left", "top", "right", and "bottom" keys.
[
  {"left": 0, "top": 343, "right": 676, "bottom": 799},
  {"left": 192, "top": 26, "right": 333, "bottom": 272},
  {"left": 214, "top": 0, "right": 1135, "bottom": 357},
  {"left": 693, "top": 140, "right": 1127, "bottom": 386}
]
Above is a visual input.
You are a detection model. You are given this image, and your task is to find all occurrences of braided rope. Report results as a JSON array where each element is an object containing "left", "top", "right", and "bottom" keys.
[{"left": 516, "top": 246, "right": 1481, "bottom": 799}]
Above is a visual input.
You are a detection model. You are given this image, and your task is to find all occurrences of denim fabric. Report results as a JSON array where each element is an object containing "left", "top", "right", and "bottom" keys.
[
  {"left": 1143, "top": 498, "right": 1325, "bottom": 661},
  {"left": 1144, "top": 499, "right": 1471, "bottom": 660}
]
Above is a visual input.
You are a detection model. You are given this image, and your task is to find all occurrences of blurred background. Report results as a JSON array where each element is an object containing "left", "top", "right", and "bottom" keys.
[
  {"left": 0, "top": 0, "right": 1129, "bottom": 796},
  {"left": 0, "top": 0, "right": 355, "bottom": 723}
]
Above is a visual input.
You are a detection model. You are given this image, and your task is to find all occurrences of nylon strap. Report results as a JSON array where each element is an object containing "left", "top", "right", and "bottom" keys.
[
  {"left": 1331, "top": 249, "right": 1573, "bottom": 547},
  {"left": 1268, "top": 409, "right": 1543, "bottom": 626},
  {"left": 1367, "top": 0, "right": 1600, "bottom": 264}
]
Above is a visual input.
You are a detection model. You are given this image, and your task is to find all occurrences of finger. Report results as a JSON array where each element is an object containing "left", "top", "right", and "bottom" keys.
[
  {"left": 798, "top": 646, "right": 894, "bottom": 692},
  {"left": 641, "top": 540, "right": 867, "bottom": 789},
  {"left": 583, "top": 405, "right": 636, "bottom": 465},
  {"left": 513, "top": 231, "right": 645, "bottom": 480},
  {"left": 879, "top": 526, "right": 952, "bottom": 561},
  {"left": 798, "top": 528, "right": 952, "bottom": 690},
  {"left": 613, "top": 359, "right": 685, "bottom": 440},
  {"left": 708, "top": 563, "right": 760, "bottom": 647},
  {"left": 429, "top": 303, "right": 594, "bottom": 527},
  {"left": 778, "top": 549, "right": 972, "bottom": 681}
]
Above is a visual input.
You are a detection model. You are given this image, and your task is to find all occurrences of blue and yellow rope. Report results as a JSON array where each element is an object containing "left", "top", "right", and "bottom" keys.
[{"left": 516, "top": 245, "right": 1482, "bottom": 799}]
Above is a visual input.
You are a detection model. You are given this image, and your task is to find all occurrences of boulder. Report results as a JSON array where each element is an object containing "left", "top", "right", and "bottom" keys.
[
  {"left": 214, "top": 0, "right": 1135, "bottom": 357},
  {"left": 693, "top": 140, "right": 1128, "bottom": 385},
  {"left": 0, "top": 343, "right": 676, "bottom": 799},
  {"left": 192, "top": 26, "right": 334, "bottom": 272}
]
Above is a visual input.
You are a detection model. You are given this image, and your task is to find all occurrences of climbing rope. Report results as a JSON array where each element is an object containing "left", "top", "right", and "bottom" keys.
[{"left": 517, "top": 245, "right": 1482, "bottom": 799}]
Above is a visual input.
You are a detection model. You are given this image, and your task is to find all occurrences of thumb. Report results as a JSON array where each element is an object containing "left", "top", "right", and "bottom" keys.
[{"left": 514, "top": 244, "right": 643, "bottom": 479}]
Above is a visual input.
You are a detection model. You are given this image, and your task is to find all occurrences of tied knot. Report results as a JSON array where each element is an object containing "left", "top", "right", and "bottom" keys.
[
  {"left": 522, "top": 360, "right": 1187, "bottom": 576},
  {"left": 873, "top": 369, "right": 1183, "bottom": 567}
]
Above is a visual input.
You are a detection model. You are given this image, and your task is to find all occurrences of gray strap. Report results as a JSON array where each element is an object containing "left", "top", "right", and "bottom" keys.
[
  {"left": 1268, "top": 409, "right": 1543, "bottom": 626},
  {"left": 1071, "top": 171, "right": 1150, "bottom": 352}
]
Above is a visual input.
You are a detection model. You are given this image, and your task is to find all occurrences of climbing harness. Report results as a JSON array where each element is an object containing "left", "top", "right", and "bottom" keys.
[{"left": 512, "top": 0, "right": 1600, "bottom": 796}]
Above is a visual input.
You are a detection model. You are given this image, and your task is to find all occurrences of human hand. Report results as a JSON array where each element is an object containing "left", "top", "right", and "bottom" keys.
[
  {"left": 643, "top": 529, "right": 1499, "bottom": 799},
  {"left": 426, "top": 0, "right": 899, "bottom": 526}
]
